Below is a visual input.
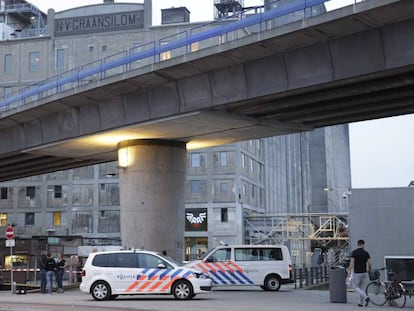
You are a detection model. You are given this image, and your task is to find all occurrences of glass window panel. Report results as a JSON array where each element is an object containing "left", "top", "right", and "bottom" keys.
[
  {"left": 29, "top": 51, "right": 40, "bottom": 72},
  {"left": 4, "top": 54, "right": 12, "bottom": 74}
]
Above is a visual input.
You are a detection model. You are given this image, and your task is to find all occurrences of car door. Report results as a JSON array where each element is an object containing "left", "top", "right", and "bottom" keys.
[
  {"left": 131, "top": 253, "right": 173, "bottom": 294},
  {"left": 109, "top": 252, "right": 140, "bottom": 294}
]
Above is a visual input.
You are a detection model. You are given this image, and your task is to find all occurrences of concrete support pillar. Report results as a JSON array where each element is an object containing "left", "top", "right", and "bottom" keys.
[{"left": 118, "top": 139, "right": 186, "bottom": 261}]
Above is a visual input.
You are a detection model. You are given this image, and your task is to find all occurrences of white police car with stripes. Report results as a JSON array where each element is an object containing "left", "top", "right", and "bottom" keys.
[
  {"left": 185, "top": 245, "right": 294, "bottom": 291},
  {"left": 80, "top": 249, "right": 211, "bottom": 300}
]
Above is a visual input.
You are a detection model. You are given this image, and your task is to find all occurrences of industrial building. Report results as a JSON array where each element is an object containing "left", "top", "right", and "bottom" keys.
[{"left": 0, "top": 0, "right": 351, "bottom": 274}]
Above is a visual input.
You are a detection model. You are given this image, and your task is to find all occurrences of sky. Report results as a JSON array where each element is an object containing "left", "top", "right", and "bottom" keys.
[{"left": 28, "top": 0, "right": 414, "bottom": 188}]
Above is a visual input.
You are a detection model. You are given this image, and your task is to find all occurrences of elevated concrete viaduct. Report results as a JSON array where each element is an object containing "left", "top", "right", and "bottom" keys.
[{"left": 0, "top": 0, "right": 413, "bottom": 259}]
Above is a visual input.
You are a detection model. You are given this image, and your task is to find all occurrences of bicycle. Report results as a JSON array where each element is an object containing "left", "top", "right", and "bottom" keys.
[{"left": 366, "top": 268, "right": 407, "bottom": 308}]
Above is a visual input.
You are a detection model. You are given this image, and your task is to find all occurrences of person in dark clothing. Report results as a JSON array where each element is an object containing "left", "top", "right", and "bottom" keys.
[
  {"left": 45, "top": 252, "right": 56, "bottom": 295},
  {"left": 56, "top": 254, "right": 66, "bottom": 293},
  {"left": 348, "top": 240, "right": 372, "bottom": 307},
  {"left": 38, "top": 251, "right": 47, "bottom": 294}
]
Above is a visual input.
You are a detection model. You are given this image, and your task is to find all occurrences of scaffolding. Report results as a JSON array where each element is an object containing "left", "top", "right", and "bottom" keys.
[
  {"left": 1, "top": 0, "right": 47, "bottom": 39},
  {"left": 244, "top": 213, "right": 349, "bottom": 266}
]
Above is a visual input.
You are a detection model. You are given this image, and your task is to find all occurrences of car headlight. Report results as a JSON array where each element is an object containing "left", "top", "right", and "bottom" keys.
[{"left": 193, "top": 272, "right": 209, "bottom": 279}]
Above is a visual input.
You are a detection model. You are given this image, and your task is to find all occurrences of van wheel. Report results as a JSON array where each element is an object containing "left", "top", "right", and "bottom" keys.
[
  {"left": 172, "top": 280, "right": 194, "bottom": 300},
  {"left": 91, "top": 281, "right": 111, "bottom": 301},
  {"left": 263, "top": 275, "right": 281, "bottom": 291}
]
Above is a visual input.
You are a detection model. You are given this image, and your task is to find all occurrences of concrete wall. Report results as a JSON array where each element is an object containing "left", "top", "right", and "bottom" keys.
[{"left": 349, "top": 188, "right": 414, "bottom": 268}]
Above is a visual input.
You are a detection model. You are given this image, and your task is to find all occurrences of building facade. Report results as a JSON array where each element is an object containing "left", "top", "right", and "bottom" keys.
[{"left": 0, "top": 0, "right": 351, "bottom": 267}]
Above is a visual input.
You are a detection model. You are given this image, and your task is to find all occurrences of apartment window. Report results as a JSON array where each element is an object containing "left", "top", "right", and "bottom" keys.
[
  {"left": 54, "top": 185, "right": 62, "bottom": 199},
  {"left": 25, "top": 212, "right": 35, "bottom": 225},
  {"left": 220, "top": 183, "right": 228, "bottom": 194},
  {"left": 219, "top": 152, "right": 227, "bottom": 167},
  {"left": 1, "top": 187, "right": 8, "bottom": 200},
  {"left": 191, "top": 153, "right": 201, "bottom": 167},
  {"left": 56, "top": 48, "right": 65, "bottom": 70},
  {"left": 29, "top": 51, "right": 40, "bottom": 72},
  {"left": 26, "top": 186, "right": 35, "bottom": 199},
  {"left": 190, "top": 42, "right": 199, "bottom": 52},
  {"left": 221, "top": 208, "right": 228, "bottom": 222},
  {"left": 160, "top": 41, "right": 171, "bottom": 61},
  {"left": 241, "top": 154, "right": 246, "bottom": 167},
  {"left": 53, "top": 211, "right": 61, "bottom": 226},
  {"left": 4, "top": 87, "right": 12, "bottom": 98},
  {"left": 4, "top": 54, "right": 12, "bottom": 74},
  {"left": 0, "top": 213, "right": 7, "bottom": 226},
  {"left": 191, "top": 180, "right": 201, "bottom": 194}
]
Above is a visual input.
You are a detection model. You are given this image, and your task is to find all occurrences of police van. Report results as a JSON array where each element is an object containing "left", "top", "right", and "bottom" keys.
[
  {"left": 185, "top": 245, "right": 294, "bottom": 291},
  {"left": 80, "top": 249, "right": 212, "bottom": 300}
]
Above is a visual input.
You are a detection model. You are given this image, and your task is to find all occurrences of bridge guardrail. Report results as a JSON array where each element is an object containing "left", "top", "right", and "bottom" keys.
[{"left": 0, "top": 0, "right": 347, "bottom": 112}]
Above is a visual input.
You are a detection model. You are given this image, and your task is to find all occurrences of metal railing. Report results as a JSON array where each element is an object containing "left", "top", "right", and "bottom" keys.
[
  {"left": 294, "top": 265, "right": 329, "bottom": 289},
  {"left": 0, "top": 0, "right": 365, "bottom": 112}
]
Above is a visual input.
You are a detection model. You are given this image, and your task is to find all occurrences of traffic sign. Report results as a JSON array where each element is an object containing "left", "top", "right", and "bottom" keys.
[
  {"left": 5, "top": 239, "right": 15, "bottom": 247},
  {"left": 6, "top": 226, "right": 14, "bottom": 239}
]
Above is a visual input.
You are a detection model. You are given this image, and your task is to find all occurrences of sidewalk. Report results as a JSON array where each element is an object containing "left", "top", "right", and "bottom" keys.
[{"left": 0, "top": 285, "right": 412, "bottom": 311}]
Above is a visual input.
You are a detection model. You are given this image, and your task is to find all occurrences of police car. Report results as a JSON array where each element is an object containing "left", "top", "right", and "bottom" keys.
[
  {"left": 80, "top": 249, "right": 211, "bottom": 300},
  {"left": 185, "top": 245, "right": 293, "bottom": 291}
]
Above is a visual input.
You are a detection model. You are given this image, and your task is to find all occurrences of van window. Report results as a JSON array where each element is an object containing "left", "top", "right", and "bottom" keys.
[
  {"left": 207, "top": 248, "right": 231, "bottom": 262},
  {"left": 234, "top": 248, "right": 283, "bottom": 261}
]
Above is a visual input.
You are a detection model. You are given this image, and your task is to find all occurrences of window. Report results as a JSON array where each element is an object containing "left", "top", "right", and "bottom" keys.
[
  {"left": 219, "top": 152, "right": 227, "bottom": 167},
  {"left": 25, "top": 212, "right": 35, "bottom": 225},
  {"left": 56, "top": 48, "right": 65, "bottom": 70},
  {"left": 220, "top": 183, "right": 228, "bottom": 194},
  {"left": 4, "top": 54, "right": 12, "bottom": 74},
  {"left": 53, "top": 211, "right": 61, "bottom": 226},
  {"left": 221, "top": 208, "right": 228, "bottom": 222},
  {"left": 29, "top": 51, "right": 40, "bottom": 72},
  {"left": 138, "top": 253, "right": 168, "bottom": 269},
  {"left": 191, "top": 180, "right": 200, "bottom": 194},
  {"left": 54, "top": 185, "right": 62, "bottom": 199},
  {"left": 234, "top": 248, "right": 283, "bottom": 261},
  {"left": 250, "top": 158, "right": 254, "bottom": 172},
  {"left": 88, "top": 46, "right": 94, "bottom": 53},
  {"left": 160, "top": 41, "right": 171, "bottom": 61},
  {"left": 102, "top": 45, "right": 107, "bottom": 52},
  {"left": 0, "top": 213, "right": 7, "bottom": 226},
  {"left": 26, "top": 186, "right": 35, "bottom": 199},
  {"left": 208, "top": 248, "right": 231, "bottom": 262},
  {"left": 1, "top": 187, "right": 8, "bottom": 200},
  {"left": 190, "top": 42, "right": 199, "bottom": 52},
  {"left": 191, "top": 153, "right": 201, "bottom": 167},
  {"left": 241, "top": 154, "right": 246, "bottom": 167},
  {"left": 4, "top": 87, "right": 12, "bottom": 98}
]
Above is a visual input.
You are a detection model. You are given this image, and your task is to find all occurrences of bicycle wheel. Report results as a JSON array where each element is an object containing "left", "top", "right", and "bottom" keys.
[
  {"left": 366, "top": 281, "right": 387, "bottom": 306},
  {"left": 389, "top": 289, "right": 406, "bottom": 308}
]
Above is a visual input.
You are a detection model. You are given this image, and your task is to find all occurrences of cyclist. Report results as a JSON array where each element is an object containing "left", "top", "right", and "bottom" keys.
[{"left": 348, "top": 239, "right": 372, "bottom": 307}]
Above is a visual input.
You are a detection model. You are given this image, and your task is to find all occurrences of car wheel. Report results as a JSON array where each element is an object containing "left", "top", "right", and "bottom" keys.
[
  {"left": 172, "top": 280, "right": 194, "bottom": 300},
  {"left": 263, "top": 275, "right": 281, "bottom": 291},
  {"left": 91, "top": 281, "right": 111, "bottom": 301}
]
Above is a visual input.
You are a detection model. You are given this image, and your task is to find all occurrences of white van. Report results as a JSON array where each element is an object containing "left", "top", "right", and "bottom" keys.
[
  {"left": 185, "top": 245, "right": 293, "bottom": 291},
  {"left": 80, "top": 249, "right": 212, "bottom": 300}
]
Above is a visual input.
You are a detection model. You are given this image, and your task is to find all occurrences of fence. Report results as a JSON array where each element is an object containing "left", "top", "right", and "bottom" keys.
[{"left": 293, "top": 265, "right": 329, "bottom": 289}]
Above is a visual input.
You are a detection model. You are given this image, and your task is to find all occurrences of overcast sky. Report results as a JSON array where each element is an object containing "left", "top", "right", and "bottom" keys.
[{"left": 29, "top": 0, "right": 414, "bottom": 188}]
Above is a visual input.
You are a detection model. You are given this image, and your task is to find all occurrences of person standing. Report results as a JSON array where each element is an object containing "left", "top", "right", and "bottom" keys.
[
  {"left": 38, "top": 251, "right": 47, "bottom": 294},
  {"left": 56, "top": 254, "right": 66, "bottom": 293},
  {"left": 348, "top": 239, "right": 372, "bottom": 307},
  {"left": 45, "top": 253, "right": 56, "bottom": 295}
]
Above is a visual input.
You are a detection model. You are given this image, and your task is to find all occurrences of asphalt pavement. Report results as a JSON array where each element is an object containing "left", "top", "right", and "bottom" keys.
[{"left": 0, "top": 285, "right": 413, "bottom": 311}]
